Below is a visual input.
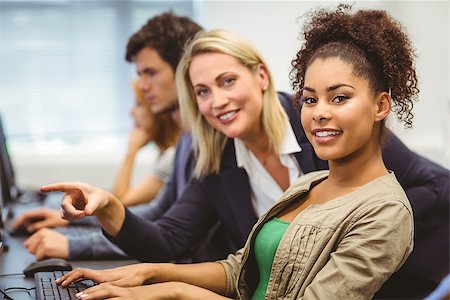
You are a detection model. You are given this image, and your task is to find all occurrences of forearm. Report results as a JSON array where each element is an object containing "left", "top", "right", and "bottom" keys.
[
  {"left": 96, "top": 197, "right": 126, "bottom": 236},
  {"left": 113, "top": 151, "right": 137, "bottom": 199},
  {"left": 146, "top": 262, "right": 228, "bottom": 296}
]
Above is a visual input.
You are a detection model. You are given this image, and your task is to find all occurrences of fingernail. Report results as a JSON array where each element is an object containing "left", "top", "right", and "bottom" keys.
[{"left": 76, "top": 292, "right": 87, "bottom": 299}]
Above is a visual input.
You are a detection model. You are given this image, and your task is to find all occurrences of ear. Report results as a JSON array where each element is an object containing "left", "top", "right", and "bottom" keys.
[
  {"left": 374, "top": 91, "right": 391, "bottom": 122},
  {"left": 256, "top": 63, "right": 270, "bottom": 91}
]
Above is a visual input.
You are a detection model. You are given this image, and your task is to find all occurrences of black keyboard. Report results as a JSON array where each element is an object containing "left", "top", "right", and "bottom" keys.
[{"left": 35, "top": 271, "right": 96, "bottom": 300}]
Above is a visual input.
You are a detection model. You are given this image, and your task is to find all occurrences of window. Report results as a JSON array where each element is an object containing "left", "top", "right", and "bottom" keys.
[{"left": 0, "top": 0, "right": 194, "bottom": 155}]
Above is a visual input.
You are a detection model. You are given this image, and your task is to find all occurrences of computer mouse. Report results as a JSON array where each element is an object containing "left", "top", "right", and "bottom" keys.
[
  {"left": 23, "top": 258, "right": 73, "bottom": 278},
  {"left": 8, "top": 224, "right": 30, "bottom": 237},
  {"left": 8, "top": 216, "right": 45, "bottom": 237}
]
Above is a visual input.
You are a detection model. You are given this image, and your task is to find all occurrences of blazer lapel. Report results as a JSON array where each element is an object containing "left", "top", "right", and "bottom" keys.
[{"left": 219, "top": 140, "right": 258, "bottom": 240}]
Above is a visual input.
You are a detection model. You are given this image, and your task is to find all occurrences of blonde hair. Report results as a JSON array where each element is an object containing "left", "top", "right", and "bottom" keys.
[
  {"left": 176, "top": 30, "right": 288, "bottom": 178},
  {"left": 132, "top": 80, "right": 180, "bottom": 151}
]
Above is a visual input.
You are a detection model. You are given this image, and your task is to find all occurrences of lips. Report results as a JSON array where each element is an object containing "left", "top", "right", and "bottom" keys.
[
  {"left": 217, "top": 109, "right": 239, "bottom": 123},
  {"left": 312, "top": 128, "right": 342, "bottom": 144},
  {"left": 145, "top": 95, "right": 155, "bottom": 103},
  {"left": 314, "top": 130, "right": 341, "bottom": 137}
]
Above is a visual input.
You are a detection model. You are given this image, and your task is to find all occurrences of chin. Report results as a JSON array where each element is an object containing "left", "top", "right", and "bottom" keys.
[{"left": 314, "top": 149, "right": 341, "bottom": 161}]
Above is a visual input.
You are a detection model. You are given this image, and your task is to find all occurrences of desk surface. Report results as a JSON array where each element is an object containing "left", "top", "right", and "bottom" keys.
[
  {"left": 1, "top": 234, "right": 136, "bottom": 300},
  {"left": 0, "top": 199, "right": 137, "bottom": 300}
]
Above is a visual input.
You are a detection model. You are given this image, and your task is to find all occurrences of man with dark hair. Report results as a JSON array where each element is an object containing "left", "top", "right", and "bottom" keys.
[{"left": 125, "top": 12, "right": 202, "bottom": 116}]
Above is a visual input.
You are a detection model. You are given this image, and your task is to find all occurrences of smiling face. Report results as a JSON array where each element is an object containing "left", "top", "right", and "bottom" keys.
[
  {"left": 135, "top": 47, "right": 178, "bottom": 115},
  {"left": 188, "top": 52, "right": 269, "bottom": 142},
  {"left": 301, "top": 57, "right": 389, "bottom": 162}
]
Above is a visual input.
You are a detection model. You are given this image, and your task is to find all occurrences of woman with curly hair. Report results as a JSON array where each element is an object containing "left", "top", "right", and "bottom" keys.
[{"left": 49, "top": 5, "right": 418, "bottom": 299}]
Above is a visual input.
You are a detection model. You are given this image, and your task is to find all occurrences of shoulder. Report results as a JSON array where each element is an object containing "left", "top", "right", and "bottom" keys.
[
  {"left": 382, "top": 131, "right": 448, "bottom": 185},
  {"left": 282, "top": 170, "right": 329, "bottom": 199},
  {"left": 276, "top": 91, "right": 296, "bottom": 114},
  {"left": 354, "top": 173, "right": 413, "bottom": 221},
  {"left": 158, "top": 146, "right": 176, "bottom": 162}
]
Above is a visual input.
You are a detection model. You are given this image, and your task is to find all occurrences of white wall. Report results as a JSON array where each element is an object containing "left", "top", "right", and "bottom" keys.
[
  {"left": 13, "top": 1, "right": 449, "bottom": 189},
  {"left": 195, "top": 0, "right": 449, "bottom": 165}
]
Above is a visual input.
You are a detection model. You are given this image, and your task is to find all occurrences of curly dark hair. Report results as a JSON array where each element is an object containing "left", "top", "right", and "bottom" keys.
[
  {"left": 290, "top": 4, "right": 419, "bottom": 128},
  {"left": 125, "top": 12, "right": 203, "bottom": 71}
]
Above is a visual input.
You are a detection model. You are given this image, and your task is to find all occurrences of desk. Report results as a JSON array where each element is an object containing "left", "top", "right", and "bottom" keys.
[
  {"left": 1, "top": 234, "right": 137, "bottom": 300},
  {"left": 0, "top": 199, "right": 137, "bottom": 300}
]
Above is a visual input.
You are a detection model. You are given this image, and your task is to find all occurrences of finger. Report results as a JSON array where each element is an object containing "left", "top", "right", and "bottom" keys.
[
  {"left": 57, "top": 269, "right": 90, "bottom": 286},
  {"left": 40, "top": 182, "right": 85, "bottom": 193},
  {"left": 61, "top": 201, "right": 85, "bottom": 220},
  {"left": 34, "top": 243, "right": 48, "bottom": 261},
  {"left": 23, "top": 232, "right": 41, "bottom": 253},
  {"left": 83, "top": 205, "right": 95, "bottom": 216},
  {"left": 12, "top": 210, "right": 42, "bottom": 229},
  {"left": 76, "top": 283, "right": 120, "bottom": 300},
  {"left": 27, "top": 220, "right": 49, "bottom": 232}
]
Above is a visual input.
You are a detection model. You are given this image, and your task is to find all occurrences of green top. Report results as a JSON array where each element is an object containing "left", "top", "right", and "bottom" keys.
[{"left": 252, "top": 217, "right": 290, "bottom": 300}]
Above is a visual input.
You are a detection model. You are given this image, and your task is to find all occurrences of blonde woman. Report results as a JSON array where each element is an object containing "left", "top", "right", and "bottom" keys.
[{"left": 40, "top": 29, "right": 322, "bottom": 263}]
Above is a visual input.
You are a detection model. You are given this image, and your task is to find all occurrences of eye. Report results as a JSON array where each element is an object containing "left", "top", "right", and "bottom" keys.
[
  {"left": 195, "top": 87, "right": 210, "bottom": 99},
  {"left": 223, "top": 77, "right": 236, "bottom": 87},
  {"left": 302, "top": 97, "right": 317, "bottom": 105},
  {"left": 332, "top": 95, "right": 349, "bottom": 103}
]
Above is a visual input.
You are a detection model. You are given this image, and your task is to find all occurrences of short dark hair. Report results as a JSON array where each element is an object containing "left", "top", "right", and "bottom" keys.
[
  {"left": 125, "top": 12, "right": 203, "bottom": 71},
  {"left": 291, "top": 4, "right": 418, "bottom": 128}
]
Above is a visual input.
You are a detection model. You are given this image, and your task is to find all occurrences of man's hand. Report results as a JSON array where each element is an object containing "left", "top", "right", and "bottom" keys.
[
  {"left": 12, "top": 208, "right": 69, "bottom": 233},
  {"left": 23, "top": 228, "right": 69, "bottom": 260}
]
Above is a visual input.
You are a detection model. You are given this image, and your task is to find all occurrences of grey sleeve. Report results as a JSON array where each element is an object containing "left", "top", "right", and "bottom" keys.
[
  {"left": 68, "top": 231, "right": 128, "bottom": 260},
  {"left": 67, "top": 201, "right": 160, "bottom": 260}
]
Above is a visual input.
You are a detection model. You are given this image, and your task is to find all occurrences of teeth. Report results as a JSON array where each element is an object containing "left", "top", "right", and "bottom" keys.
[
  {"left": 315, "top": 131, "right": 341, "bottom": 137},
  {"left": 219, "top": 111, "right": 236, "bottom": 121}
]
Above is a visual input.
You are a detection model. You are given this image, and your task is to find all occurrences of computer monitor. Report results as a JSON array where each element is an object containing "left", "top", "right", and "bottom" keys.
[
  {"left": 0, "top": 113, "right": 20, "bottom": 205},
  {"left": 0, "top": 170, "right": 5, "bottom": 229},
  {"left": 0, "top": 169, "right": 10, "bottom": 254}
]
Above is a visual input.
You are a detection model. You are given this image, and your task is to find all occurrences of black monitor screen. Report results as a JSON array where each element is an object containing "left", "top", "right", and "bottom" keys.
[{"left": 0, "top": 113, "right": 19, "bottom": 204}]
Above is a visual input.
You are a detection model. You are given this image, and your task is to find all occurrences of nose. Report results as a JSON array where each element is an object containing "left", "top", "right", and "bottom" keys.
[
  {"left": 138, "top": 76, "right": 151, "bottom": 92},
  {"left": 312, "top": 101, "right": 331, "bottom": 122},
  {"left": 211, "top": 90, "right": 229, "bottom": 109}
]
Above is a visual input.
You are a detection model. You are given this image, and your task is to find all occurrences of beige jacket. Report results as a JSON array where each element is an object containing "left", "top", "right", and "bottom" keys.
[{"left": 219, "top": 171, "right": 414, "bottom": 299}]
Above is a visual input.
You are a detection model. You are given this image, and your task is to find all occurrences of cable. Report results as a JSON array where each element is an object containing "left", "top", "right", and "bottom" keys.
[
  {"left": 0, "top": 274, "right": 31, "bottom": 300},
  {"left": 0, "top": 273, "right": 23, "bottom": 277},
  {"left": 0, "top": 288, "right": 13, "bottom": 300},
  {"left": 0, "top": 286, "right": 36, "bottom": 300}
]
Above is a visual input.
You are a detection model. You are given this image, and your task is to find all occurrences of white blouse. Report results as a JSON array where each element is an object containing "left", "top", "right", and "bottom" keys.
[{"left": 234, "top": 120, "right": 302, "bottom": 217}]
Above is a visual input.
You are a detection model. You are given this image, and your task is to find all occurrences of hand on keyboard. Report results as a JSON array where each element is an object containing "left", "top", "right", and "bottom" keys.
[{"left": 35, "top": 271, "right": 96, "bottom": 300}]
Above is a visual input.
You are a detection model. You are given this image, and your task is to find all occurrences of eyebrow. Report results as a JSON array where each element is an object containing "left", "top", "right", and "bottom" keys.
[
  {"left": 303, "top": 83, "right": 355, "bottom": 93},
  {"left": 193, "top": 72, "right": 230, "bottom": 88},
  {"left": 137, "top": 67, "right": 154, "bottom": 75}
]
